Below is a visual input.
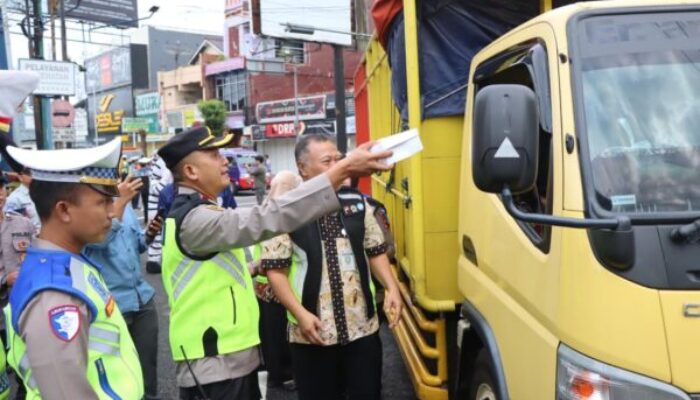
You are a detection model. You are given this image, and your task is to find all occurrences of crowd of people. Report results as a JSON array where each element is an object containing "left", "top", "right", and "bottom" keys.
[{"left": 0, "top": 69, "right": 405, "bottom": 400}]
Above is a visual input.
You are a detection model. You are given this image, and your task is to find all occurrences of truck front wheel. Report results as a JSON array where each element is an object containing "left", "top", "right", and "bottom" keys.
[{"left": 468, "top": 349, "right": 498, "bottom": 400}]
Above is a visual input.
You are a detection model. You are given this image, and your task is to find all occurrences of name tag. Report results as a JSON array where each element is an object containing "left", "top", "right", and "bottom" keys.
[{"left": 336, "top": 240, "right": 356, "bottom": 272}]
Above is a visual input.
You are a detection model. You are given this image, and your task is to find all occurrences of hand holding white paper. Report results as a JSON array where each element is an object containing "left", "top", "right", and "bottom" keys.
[{"left": 369, "top": 128, "right": 423, "bottom": 165}]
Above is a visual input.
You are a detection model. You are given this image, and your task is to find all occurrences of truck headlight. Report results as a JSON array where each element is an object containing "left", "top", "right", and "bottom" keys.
[{"left": 557, "top": 344, "right": 690, "bottom": 400}]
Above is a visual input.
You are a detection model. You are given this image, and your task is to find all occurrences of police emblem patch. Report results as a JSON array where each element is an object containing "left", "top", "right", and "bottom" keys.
[{"left": 49, "top": 305, "right": 80, "bottom": 342}]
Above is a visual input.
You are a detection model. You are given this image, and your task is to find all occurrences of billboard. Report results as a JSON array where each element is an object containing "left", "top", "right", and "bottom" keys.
[
  {"left": 255, "top": 0, "right": 352, "bottom": 46},
  {"left": 85, "top": 47, "right": 132, "bottom": 92},
  {"left": 65, "top": 0, "right": 139, "bottom": 28}
]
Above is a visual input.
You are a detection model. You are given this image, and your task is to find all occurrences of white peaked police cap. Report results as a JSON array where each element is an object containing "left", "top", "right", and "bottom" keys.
[
  {"left": 6, "top": 138, "right": 123, "bottom": 196},
  {"left": 0, "top": 71, "right": 40, "bottom": 130}
]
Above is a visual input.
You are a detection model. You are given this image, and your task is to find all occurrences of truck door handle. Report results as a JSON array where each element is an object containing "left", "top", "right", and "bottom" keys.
[{"left": 462, "top": 235, "right": 478, "bottom": 266}]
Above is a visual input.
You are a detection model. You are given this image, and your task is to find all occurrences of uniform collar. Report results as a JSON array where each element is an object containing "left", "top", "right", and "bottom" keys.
[
  {"left": 176, "top": 185, "right": 216, "bottom": 203},
  {"left": 33, "top": 238, "right": 71, "bottom": 252}
]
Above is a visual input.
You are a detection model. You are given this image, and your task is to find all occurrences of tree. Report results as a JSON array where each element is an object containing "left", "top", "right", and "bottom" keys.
[{"left": 197, "top": 99, "right": 226, "bottom": 136}]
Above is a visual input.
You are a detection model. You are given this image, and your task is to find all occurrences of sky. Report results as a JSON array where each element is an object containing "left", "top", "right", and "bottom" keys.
[{"left": 4, "top": 0, "right": 225, "bottom": 67}]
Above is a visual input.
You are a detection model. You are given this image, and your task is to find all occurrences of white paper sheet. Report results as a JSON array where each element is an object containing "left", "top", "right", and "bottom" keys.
[{"left": 369, "top": 128, "right": 423, "bottom": 165}]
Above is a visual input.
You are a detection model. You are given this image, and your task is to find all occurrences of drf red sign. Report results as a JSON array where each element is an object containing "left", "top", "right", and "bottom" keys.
[{"left": 265, "top": 122, "right": 304, "bottom": 138}]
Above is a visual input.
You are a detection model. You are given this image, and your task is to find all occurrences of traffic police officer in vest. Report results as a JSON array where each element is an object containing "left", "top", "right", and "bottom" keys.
[
  {"left": 1, "top": 137, "right": 144, "bottom": 400},
  {"left": 156, "top": 126, "right": 393, "bottom": 400}
]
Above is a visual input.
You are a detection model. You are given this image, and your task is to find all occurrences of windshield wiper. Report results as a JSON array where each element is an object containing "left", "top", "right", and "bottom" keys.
[{"left": 670, "top": 219, "right": 700, "bottom": 243}]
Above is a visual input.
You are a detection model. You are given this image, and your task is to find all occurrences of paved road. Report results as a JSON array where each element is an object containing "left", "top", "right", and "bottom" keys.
[{"left": 143, "top": 192, "right": 417, "bottom": 399}]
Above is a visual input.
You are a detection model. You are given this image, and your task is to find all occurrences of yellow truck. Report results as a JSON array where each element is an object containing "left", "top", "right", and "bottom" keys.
[{"left": 356, "top": 1, "right": 700, "bottom": 398}]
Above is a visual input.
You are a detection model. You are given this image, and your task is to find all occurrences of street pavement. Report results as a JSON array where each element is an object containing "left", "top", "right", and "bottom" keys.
[{"left": 143, "top": 192, "right": 417, "bottom": 399}]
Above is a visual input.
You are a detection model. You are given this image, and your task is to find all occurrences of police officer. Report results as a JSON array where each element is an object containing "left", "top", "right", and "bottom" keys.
[
  {"left": 156, "top": 127, "right": 392, "bottom": 400},
  {"left": 1, "top": 136, "right": 144, "bottom": 399}
]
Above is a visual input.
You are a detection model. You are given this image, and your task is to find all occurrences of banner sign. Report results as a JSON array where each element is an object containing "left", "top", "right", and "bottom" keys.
[
  {"left": 135, "top": 92, "right": 160, "bottom": 116},
  {"left": 256, "top": 95, "right": 326, "bottom": 124},
  {"left": 18, "top": 59, "right": 76, "bottom": 96},
  {"left": 121, "top": 117, "right": 152, "bottom": 133}
]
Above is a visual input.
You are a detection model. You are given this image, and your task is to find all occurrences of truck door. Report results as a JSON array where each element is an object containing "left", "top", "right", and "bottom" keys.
[{"left": 459, "top": 23, "right": 562, "bottom": 398}]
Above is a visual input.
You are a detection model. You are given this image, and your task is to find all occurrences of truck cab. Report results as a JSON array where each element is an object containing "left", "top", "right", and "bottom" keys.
[
  {"left": 358, "top": 1, "right": 700, "bottom": 398},
  {"left": 462, "top": 2, "right": 700, "bottom": 398}
]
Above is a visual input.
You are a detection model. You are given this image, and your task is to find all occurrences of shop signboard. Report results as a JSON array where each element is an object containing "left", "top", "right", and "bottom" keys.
[
  {"left": 264, "top": 122, "right": 299, "bottom": 138},
  {"left": 91, "top": 87, "right": 133, "bottom": 136},
  {"left": 252, "top": 125, "right": 265, "bottom": 141},
  {"left": 135, "top": 92, "right": 160, "bottom": 116},
  {"left": 18, "top": 59, "right": 76, "bottom": 96},
  {"left": 122, "top": 117, "right": 152, "bottom": 133},
  {"left": 256, "top": 94, "right": 326, "bottom": 124}
]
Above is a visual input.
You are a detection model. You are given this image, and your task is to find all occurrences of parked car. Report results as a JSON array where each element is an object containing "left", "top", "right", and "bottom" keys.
[{"left": 220, "top": 148, "right": 272, "bottom": 194}]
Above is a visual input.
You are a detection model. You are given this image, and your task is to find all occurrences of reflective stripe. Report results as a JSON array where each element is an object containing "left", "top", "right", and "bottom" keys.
[
  {"left": 17, "top": 354, "right": 37, "bottom": 389},
  {"left": 338, "top": 192, "right": 363, "bottom": 201},
  {"left": 17, "top": 354, "right": 29, "bottom": 376},
  {"left": 88, "top": 341, "right": 121, "bottom": 357},
  {"left": 172, "top": 262, "right": 203, "bottom": 301},
  {"left": 89, "top": 326, "right": 120, "bottom": 344},
  {"left": 213, "top": 253, "right": 246, "bottom": 288},
  {"left": 243, "top": 247, "right": 253, "bottom": 264},
  {"left": 70, "top": 258, "right": 88, "bottom": 294},
  {"left": 170, "top": 259, "right": 191, "bottom": 287}
]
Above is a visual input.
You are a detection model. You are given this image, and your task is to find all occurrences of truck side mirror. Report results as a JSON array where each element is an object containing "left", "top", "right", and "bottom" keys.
[{"left": 472, "top": 84, "right": 539, "bottom": 194}]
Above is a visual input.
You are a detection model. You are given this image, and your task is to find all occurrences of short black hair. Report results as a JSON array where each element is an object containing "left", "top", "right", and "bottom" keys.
[
  {"left": 294, "top": 134, "right": 335, "bottom": 163},
  {"left": 172, "top": 161, "right": 186, "bottom": 183},
  {"left": 255, "top": 155, "right": 264, "bottom": 163},
  {"left": 29, "top": 180, "right": 82, "bottom": 222}
]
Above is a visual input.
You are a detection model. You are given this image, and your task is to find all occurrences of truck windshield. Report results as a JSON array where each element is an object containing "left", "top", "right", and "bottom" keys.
[{"left": 575, "top": 12, "right": 700, "bottom": 214}]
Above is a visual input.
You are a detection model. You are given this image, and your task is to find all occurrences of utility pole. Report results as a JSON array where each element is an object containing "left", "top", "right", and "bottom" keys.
[
  {"left": 333, "top": 44, "right": 347, "bottom": 154},
  {"left": 29, "top": 0, "right": 47, "bottom": 149},
  {"left": 59, "top": 0, "right": 67, "bottom": 61}
]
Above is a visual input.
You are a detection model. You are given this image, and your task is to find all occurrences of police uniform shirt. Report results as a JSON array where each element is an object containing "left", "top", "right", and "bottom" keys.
[
  {"left": 0, "top": 213, "right": 34, "bottom": 330},
  {"left": 4, "top": 185, "right": 40, "bottom": 232},
  {"left": 173, "top": 173, "right": 341, "bottom": 388},
  {"left": 17, "top": 238, "right": 99, "bottom": 400}
]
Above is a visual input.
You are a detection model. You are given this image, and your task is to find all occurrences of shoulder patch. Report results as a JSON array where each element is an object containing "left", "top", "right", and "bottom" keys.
[{"left": 48, "top": 305, "right": 81, "bottom": 342}]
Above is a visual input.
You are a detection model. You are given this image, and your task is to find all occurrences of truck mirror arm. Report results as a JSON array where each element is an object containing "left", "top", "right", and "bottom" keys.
[{"left": 500, "top": 187, "right": 631, "bottom": 231}]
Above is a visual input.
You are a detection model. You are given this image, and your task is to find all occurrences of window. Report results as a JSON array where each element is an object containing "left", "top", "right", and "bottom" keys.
[
  {"left": 474, "top": 41, "right": 554, "bottom": 252},
  {"left": 215, "top": 71, "right": 248, "bottom": 112},
  {"left": 275, "top": 39, "right": 305, "bottom": 64}
]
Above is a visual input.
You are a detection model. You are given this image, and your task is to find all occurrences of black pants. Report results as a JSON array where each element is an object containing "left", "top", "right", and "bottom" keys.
[
  {"left": 290, "top": 333, "right": 383, "bottom": 400},
  {"left": 258, "top": 300, "right": 293, "bottom": 385},
  {"left": 123, "top": 299, "right": 159, "bottom": 399},
  {"left": 140, "top": 176, "right": 150, "bottom": 218},
  {"left": 179, "top": 372, "right": 261, "bottom": 400}
]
